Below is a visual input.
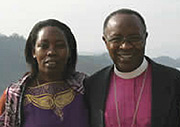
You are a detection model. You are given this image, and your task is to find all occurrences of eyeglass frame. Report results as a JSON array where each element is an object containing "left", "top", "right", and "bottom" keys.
[{"left": 104, "top": 33, "right": 146, "bottom": 46}]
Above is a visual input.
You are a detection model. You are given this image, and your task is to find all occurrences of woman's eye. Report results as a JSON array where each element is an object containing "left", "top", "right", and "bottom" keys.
[
  {"left": 39, "top": 43, "right": 49, "bottom": 49},
  {"left": 56, "top": 43, "right": 66, "bottom": 48}
]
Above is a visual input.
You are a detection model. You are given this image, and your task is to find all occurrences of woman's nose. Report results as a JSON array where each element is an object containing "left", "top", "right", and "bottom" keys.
[{"left": 47, "top": 46, "right": 56, "bottom": 56}]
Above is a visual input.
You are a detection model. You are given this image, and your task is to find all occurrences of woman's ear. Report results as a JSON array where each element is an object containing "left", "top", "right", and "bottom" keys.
[{"left": 32, "top": 49, "right": 36, "bottom": 58}]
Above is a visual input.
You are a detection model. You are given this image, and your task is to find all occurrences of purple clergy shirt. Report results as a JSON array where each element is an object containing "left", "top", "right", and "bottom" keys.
[{"left": 105, "top": 65, "right": 152, "bottom": 127}]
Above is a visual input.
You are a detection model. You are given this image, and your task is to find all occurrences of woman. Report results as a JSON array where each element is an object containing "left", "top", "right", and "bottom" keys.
[{"left": 0, "top": 19, "right": 89, "bottom": 127}]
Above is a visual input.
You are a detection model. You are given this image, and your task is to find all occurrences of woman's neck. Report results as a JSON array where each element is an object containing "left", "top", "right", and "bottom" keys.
[{"left": 37, "top": 72, "right": 64, "bottom": 84}]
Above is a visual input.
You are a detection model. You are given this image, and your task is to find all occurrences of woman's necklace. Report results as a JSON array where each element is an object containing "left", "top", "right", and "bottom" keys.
[
  {"left": 35, "top": 78, "right": 67, "bottom": 91},
  {"left": 113, "top": 69, "right": 148, "bottom": 127},
  {"left": 36, "top": 78, "right": 64, "bottom": 86}
]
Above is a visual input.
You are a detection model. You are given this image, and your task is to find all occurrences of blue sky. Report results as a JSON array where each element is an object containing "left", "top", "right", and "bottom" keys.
[{"left": 0, "top": 0, "right": 180, "bottom": 58}]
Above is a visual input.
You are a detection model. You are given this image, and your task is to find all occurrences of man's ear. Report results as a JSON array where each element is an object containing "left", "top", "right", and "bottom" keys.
[
  {"left": 145, "top": 32, "right": 148, "bottom": 39},
  {"left": 143, "top": 32, "right": 148, "bottom": 46},
  {"left": 102, "top": 36, "right": 107, "bottom": 44},
  {"left": 102, "top": 35, "right": 110, "bottom": 50}
]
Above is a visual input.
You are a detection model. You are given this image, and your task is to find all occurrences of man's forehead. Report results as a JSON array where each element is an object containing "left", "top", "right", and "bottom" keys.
[
  {"left": 105, "top": 13, "right": 145, "bottom": 33},
  {"left": 108, "top": 14, "right": 141, "bottom": 25}
]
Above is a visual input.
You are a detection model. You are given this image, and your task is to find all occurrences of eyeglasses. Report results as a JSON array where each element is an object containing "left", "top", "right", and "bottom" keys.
[{"left": 105, "top": 34, "right": 145, "bottom": 46}]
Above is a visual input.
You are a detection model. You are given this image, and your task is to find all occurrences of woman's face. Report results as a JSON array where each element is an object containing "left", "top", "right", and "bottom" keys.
[{"left": 33, "top": 26, "right": 70, "bottom": 76}]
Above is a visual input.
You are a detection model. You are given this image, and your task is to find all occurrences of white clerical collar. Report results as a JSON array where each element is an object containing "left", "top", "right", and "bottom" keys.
[{"left": 114, "top": 57, "right": 148, "bottom": 79}]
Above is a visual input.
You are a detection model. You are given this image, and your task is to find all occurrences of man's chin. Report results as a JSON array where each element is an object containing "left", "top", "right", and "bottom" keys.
[{"left": 115, "top": 62, "right": 137, "bottom": 72}]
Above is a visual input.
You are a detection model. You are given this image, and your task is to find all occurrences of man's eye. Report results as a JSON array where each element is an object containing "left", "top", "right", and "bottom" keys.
[
  {"left": 110, "top": 37, "right": 123, "bottom": 43},
  {"left": 129, "top": 37, "right": 142, "bottom": 42}
]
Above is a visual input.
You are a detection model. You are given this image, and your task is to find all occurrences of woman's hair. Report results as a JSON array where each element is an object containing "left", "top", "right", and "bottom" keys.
[{"left": 25, "top": 19, "right": 77, "bottom": 78}]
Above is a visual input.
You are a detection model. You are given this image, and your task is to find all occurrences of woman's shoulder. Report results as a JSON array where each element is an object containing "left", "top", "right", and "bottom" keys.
[
  {"left": 0, "top": 90, "right": 7, "bottom": 115},
  {"left": 8, "top": 72, "right": 31, "bottom": 92},
  {"left": 2, "top": 72, "right": 32, "bottom": 100},
  {"left": 71, "top": 71, "right": 88, "bottom": 81},
  {"left": 66, "top": 71, "right": 88, "bottom": 94}
]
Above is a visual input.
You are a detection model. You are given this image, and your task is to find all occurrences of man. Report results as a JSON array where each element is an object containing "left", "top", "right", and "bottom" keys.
[{"left": 85, "top": 8, "right": 180, "bottom": 127}]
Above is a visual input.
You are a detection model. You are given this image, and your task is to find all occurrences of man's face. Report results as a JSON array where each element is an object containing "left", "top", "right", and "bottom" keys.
[{"left": 103, "top": 14, "right": 147, "bottom": 72}]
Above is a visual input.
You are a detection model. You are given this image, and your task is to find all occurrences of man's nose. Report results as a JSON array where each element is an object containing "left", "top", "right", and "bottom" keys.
[{"left": 119, "top": 41, "right": 133, "bottom": 49}]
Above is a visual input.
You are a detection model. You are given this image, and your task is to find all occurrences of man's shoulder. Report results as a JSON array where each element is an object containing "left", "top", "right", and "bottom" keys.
[
  {"left": 148, "top": 57, "right": 180, "bottom": 77},
  {"left": 88, "top": 65, "right": 113, "bottom": 79},
  {"left": 84, "top": 65, "right": 113, "bottom": 86}
]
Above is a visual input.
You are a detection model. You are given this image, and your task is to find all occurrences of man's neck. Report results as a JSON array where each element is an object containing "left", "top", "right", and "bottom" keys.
[{"left": 114, "top": 57, "right": 148, "bottom": 79}]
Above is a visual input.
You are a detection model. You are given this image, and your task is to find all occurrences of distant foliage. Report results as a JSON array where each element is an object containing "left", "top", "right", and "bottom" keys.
[
  {"left": 0, "top": 33, "right": 27, "bottom": 94},
  {"left": 153, "top": 56, "right": 180, "bottom": 68},
  {"left": 77, "top": 53, "right": 112, "bottom": 75}
]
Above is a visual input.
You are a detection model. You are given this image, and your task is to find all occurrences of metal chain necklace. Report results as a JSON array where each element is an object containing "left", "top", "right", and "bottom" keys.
[{"left": 113, "top": 69, "right": 148, "bottom": 127}]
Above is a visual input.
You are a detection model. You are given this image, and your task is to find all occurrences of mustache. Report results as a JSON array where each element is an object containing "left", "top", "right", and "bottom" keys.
[{"left": 116, "top": 50, "right": 134, "bottom": 55}]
